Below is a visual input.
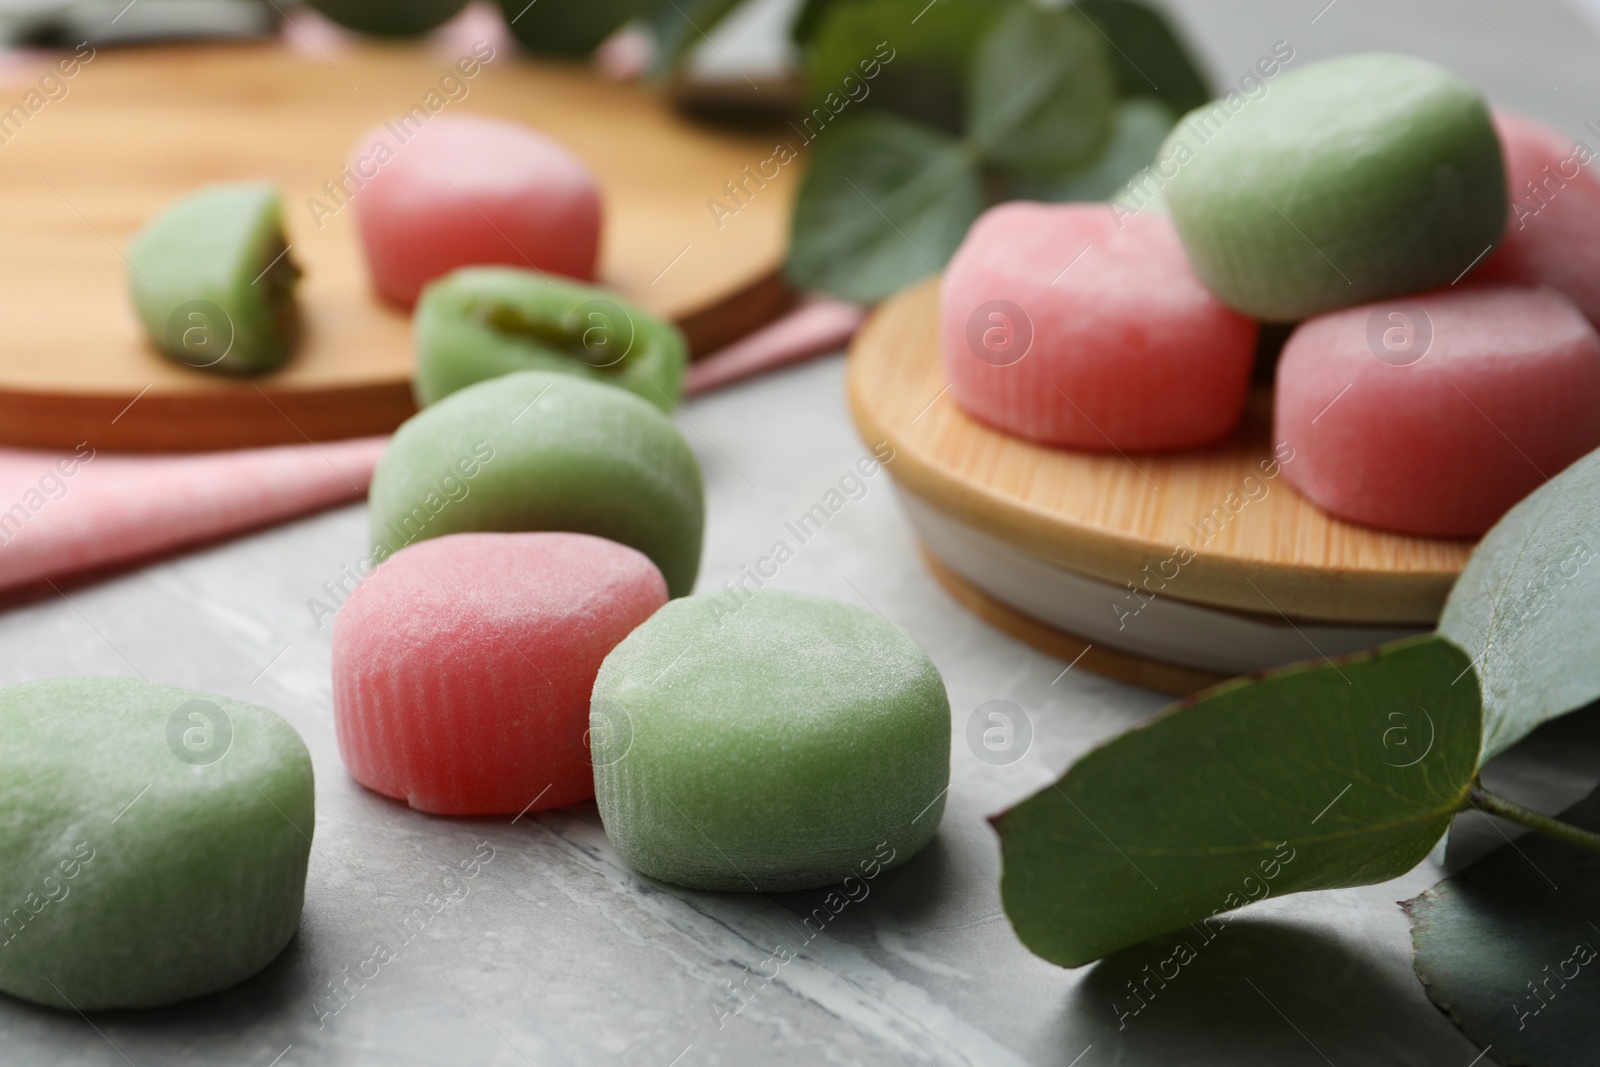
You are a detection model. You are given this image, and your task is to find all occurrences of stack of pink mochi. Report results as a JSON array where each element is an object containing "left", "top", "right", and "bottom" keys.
[{"left": 941, "top": 109, "right": 1600, "bottom": 539}]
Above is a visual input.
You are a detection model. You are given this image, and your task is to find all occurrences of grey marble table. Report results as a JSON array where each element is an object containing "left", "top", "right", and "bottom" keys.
[{"left": 5, "top": 0, "right": 1600, "bottom": 1063}]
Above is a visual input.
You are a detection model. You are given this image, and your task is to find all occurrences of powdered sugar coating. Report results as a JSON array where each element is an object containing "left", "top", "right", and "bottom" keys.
[
  {"left": 942, "top": 202, "right": 1257, "bottom": 451},
  {"left": 1476, "top": 110, "right": 1600, "bottom": 326},
  {"left": 591, "top": 590, "right": 950, "bottom": 892},
  {"left": 350, "top": 114, "right": 601, "bottom": 307},
  {"left": 333, "top": 532, "right": 667, "bottom": 815},
  {"left": 1275, "top": 284, "right": 1600, "bottom": 537},
  {"left": 0, "top": 678, "right": 312, "bottom": 1010},
  {"left": 367, "top": 371, "right": 704, "bottom": 598}
]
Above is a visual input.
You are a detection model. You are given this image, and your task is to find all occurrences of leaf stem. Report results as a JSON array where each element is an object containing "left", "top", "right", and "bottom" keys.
[{"left": 1466, "top": 783, "right": 1600, "bottom": 854}]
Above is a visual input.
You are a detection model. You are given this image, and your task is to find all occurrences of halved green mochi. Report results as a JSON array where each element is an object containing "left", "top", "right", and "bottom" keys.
[
  {"left": 127, "top": 181, "right": 301, "bottom": 375},
  {"left": 0, "top": 678, "right": 314, "bottom": 1010},
  {"left": 414, "top": 268, "right": 687, "bottom": 412}
]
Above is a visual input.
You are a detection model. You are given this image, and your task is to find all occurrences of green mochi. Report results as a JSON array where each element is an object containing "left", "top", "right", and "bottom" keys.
[
  {"left": 496, "top": 0, "right": 647, "bottom": 55},
  {"left": 0, "top": 678, "right": 314, "bottom": 1010},
  {"left": 591, "top": 591, "right": 951, "bottom": 892},
  {"left": 414, "top": 268, "right": 687, "bottom": 413},
  {"left": 127, "top": 181, "right": 301, "bottom": 376},
  {"left": 1158, "top": 53, "right": 1507, "bottom": 321},
  {"left": 368, "top": 371, "right": 705, "bottom": 597},
  {"left": 305, "top": 0, "right": 469, "bottom": 36}
]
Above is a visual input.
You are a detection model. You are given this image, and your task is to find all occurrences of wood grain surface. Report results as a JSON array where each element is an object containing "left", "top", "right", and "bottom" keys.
[
  {"left": 849, "top": 279, "right": 1476, "bottom": 625},
  {"left": 0, "top": 42, "right": 798, "bottom": 450}
]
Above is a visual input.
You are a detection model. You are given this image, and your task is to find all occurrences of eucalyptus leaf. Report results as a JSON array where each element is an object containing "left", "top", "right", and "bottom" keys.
[
  {"left": 1071, "top": 921, "right": 1466, "bottom": 1062},
  {"left": 1407, "top": 783, "right": 1600, "bottom": 1066},
  {"left": 785, "top": 114, "right": 983, "bottom": 303},
  {"left": 503, "top": 0, "right": 650, "bottom": 55},
  {"left": 1010, "top": 97, "right": 1175, "bottom": 202},
  {"left": 994, "top": 636, "right": 1481, "bottom": 968},
  {"left": 1071, "top": 0, "right": 1212, "bottom": 115},
  {"left": 647, "top": 0, "right": 744, "bottom": 75},
  {"left": 1438, "top": 446, "right": 1600, "bottom": 763},
  {"left": 968, "top": 2, "right": 1116, "bottom": 175},
  {"left": 803, "top": 0, "right": 1007, "bottom": 134},
  {"left": 791, "top": 0, "right": 839, "bottom": 45}
]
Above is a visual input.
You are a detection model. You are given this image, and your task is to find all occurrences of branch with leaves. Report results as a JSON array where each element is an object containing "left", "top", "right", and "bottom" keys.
[
  {"left": 994, "top": 444, "right": 1600, "bottom": 1064},
  {"left": 784, "top": 0, "right": 1209, "bottom": 302}
]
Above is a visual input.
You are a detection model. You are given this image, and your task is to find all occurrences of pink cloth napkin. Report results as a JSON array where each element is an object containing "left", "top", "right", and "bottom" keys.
[
  {"left": 0, "top": 437, "right": 386, "bottom": 597},
  {"left": 686, "top": 298, "right": 865, "bottom": 396}
]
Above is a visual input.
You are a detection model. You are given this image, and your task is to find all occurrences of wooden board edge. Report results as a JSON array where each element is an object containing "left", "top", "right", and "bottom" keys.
[
  {"left": 0, "top": 381, "right": 416, "bottom": 452},
  {"left": 679, "top": 268, "right": 796, "bottom": 358},
  {"left": 0, "top": 268, "right": 793, "bottom": 453}
]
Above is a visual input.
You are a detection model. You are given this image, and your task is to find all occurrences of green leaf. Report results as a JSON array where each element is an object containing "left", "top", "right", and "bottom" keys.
[
  {"left": 967, "top": 2, "right": 1116, "bottom": 175},
  {"left": 647, "top": 0, "right": 745, "bottom": 76},
  {"left": 994, "top": 636, "right": 1481, "bottom": 968},
  {"left": 1438, "top": 446, "right": 1600, "bottom": 763},
  {"left": 785, "top": 114, "right": 983, "bottom": 304},
  {"left": 1070, "top": 920, "right": 1463, "bottom": 1059},
  {"left": 791, "top": 0, "right": 840, "bottom": 45},
  {"left": 802, "top": 0, "right": 1009, "bottom": 134},
  {"left": 1009, "top": 97, "right": 1176, "bottom": 202},
  {"left": 504, "top": 0, "right": 651, "bottom": 56},
  {"left": 1071, "top": 0, "right": 1212, "bottom": 116},
  {"left": 1407, "top": 783, "right": 1600, "bottom": 1066}
]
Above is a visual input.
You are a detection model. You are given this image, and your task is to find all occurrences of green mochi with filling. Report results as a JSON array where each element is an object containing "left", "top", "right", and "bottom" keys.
[
  {"left": 1158, "top": 53, "right": 1507, "bottom": 321},
  {"left": 591, "top": 591, "right": 951, "bottom": 892},
  {"left": 0, "top": 678, "right": 314, "bottom": 1010},
  {"left": 368, "top": 371, "right": 704, "bottom": 597},
  {"left": 127, "top": 181, "right": 301, "bottom": 376},
  {"left": 414, "top": 268, "right": 687, "bottom": 412}
]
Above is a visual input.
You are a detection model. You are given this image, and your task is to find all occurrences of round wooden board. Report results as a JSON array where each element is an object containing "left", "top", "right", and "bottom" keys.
[
  {"left": 848, "top": 279, "right": 1476, "bottom": 626},
  {"left": 0, "top": 42, "right": 798, "bottom": 451}
]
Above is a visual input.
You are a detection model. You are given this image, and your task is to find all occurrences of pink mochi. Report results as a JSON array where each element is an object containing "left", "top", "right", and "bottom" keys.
[
  {"left": 1275, "top": 285, "right": 1600, "bottom": 539},
  {"left": 1476, "top": 111, "right": 1600, "bottom": 325},
  {"left": 349, "top": 114, "right": 601, "bottom": 308},
  {"left": 332, "top": 532, "right": 666, "bottom": 816},
  {"left": 941, "top": 202, "right": 1258, "bottom": 452}
]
